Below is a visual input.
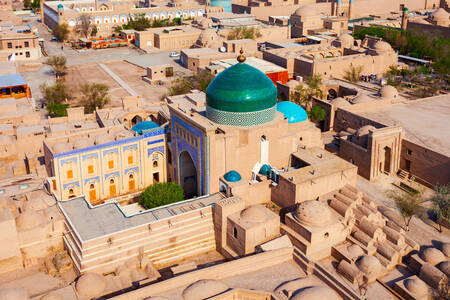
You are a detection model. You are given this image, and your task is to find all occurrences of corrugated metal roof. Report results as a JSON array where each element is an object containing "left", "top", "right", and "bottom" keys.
[{"left": 0, "top": 74, "right": 27, "bottom": 88}]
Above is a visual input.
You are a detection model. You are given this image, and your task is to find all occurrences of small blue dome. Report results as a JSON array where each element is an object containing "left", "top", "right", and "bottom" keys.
[
  {"left": 276, "top": 101, "right": 308, "bottom": 123},
  {"left": 259, "top": 164, "right": 271, "bottom": 176},
  {"left": 224, "top": 170, "right": 241, "bottom": 182},
  {"left": 131, "top": 121, "right": 159, "bottom": 134},
  {"left": 57, "top": 4, "right": 63, "bottom": 8}
]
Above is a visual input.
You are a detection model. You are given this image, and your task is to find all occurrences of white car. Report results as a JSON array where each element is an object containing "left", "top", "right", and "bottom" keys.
[{"left": 169, "top": 51, "right": 180, "bottom": 57}]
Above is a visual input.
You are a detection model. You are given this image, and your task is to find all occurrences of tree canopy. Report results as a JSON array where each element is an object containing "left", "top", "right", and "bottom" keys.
[
  {"left": 432, "top": 184, "right": 449, "bottom": 232},
  {"left": 53, "top": 23, "right": 70, "bottom": 41},
  {"left": 353, "top": 26, "right": 450, "bottom": 81},
  {"left": 387, "top": 189, "right": 424, "bottom": 231},
  {"left": 168, "top": 70, "right": 215, "bottom": 96},
  {"left": 139, "top": 182, "right": 184, "bottom": 209},
  {"left": 292, "top": 74, "right": 323, "bottom": 111},
  {"left": 344, "top": 65, "right": 363, "bottom": 83},
  {"left": 40, "top": 81, "right": 71, "bottom": 117},
  {"left": 45, "top": 55, "right": 67, "bottom": 78},
  {"left": 227, "top": 27, "right": 261, "bottom": 40},
  {"left": 81, "top": 83, "right": 110, "bottom": 113}
]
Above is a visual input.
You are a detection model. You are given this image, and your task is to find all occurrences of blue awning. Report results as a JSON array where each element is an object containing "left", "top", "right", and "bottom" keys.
[{"left": 0, "top": 74, "right": 27, "bottom": 88}]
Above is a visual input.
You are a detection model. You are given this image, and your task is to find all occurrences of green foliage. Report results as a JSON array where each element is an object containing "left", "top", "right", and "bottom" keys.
[
  {"left": 40, "top": 81, "right": 71, "bottom": 105},
  {"left": 91, "top": 25, "right": 98, "bottom": 37},
  {"left": 47, "top": 103, "right": 69, "bottom": 117},
  {"left": 309, "top": 106, "right": 326, "bottom": 121},
  {"left": 192, "top": 70, "right": 214, "bottom": 92},
  {"left": 118, "top": 14, "right": 184, "bottom": 31},
  {"left": 81, "top": 83, "right": 110, "bottom": 113},
  {"left": 387, "top": 189, "right": 424, "bottom": 231},
  {"left": 30, "top": 0, "right": 40, "bottom": 11},
  {"left": 139, "top": 182, "right": 184, "bottom": 209},
  {"left": 23, "top": 0, "right": 31, "bottom": 9},
  {"left": 292, "top": 74, "right": 323, "bottom": 111},
  {"left": 344, "top": 65, "right": 363, "bottom": 83},
  {"left": 168, "top": 78, "right": 193, "bottom": 96},
  {"left": 53, "top": 23, "right": 70, "bottom": 41},
  {"left": 45, "top": 55, "right": 67, "bottom": 78},
  {"left": 227, "top": 27, "right": 262, "bottom": 40},
  {"left": 168, "top": 70, "right": 215, "bottom": 96},
  {"left": 432, "top": 184, "right": 450, "bottom": 232},
  {"left": 353, "top": 25, "right": 450, "bottom": 81}
]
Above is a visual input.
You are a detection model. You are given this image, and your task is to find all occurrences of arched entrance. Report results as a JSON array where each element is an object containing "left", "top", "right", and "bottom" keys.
[
  {"left": 68, "top": 188, "right": 76, "bottom": 199},
  {"left": 109, "top": 178, "right": 116, "bottom": 197},
  {"left": 131, "top": 115, "right": 143, "bottom": 126},
  {"left": 128, "top": 173, "right": 135, "bottom": 191},
  {"left": 89, "top": 183, "right": 96, "bottom": 202},
  {"left": 179, "top": 151, "right": 198, "bottom": 198}
]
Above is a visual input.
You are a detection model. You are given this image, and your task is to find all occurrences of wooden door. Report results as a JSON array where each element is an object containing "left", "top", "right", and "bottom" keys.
[
  {"left": 110, "top": 184, "right": 116, "bottom": 197},
  {"left": 89, "top": 189, "right": 96, "bottom": 201}
]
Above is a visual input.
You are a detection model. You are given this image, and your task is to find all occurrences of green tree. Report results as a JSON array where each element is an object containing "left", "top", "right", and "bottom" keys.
[
  {"left": 81, "top": 83, "right": 110, "bottom": 113},
  {"left": 344, "top": 65, "right": 363, "bottom": 83},
  {"left": 431, "top": 184, "right": 449, "bottom": 232},
  {"left": 40, "top": 82, "right": 71, "bottom": 117},
  {"left": 53, "top": 23, "right": 70, "bottom": 41},
  {"left": 126, "top": 13, "right": 151, "bottom": 31},
  {"left": 139, "top": 182, "right": 184, "bottom": 209},
  {"left": 309, "top": 106, "right": 326, "bottom": 122},
  {"left": 168, "top": 78, "right": 193, "bottom": 96},
  {"left": 227, "top": 27, "right": 261, "bottom": 40},
  {"left": 168, "top": 71, "right": 215, "bottom": 96},
  {"left": 40, "top": 81, "right": 71, "bottom": 104},
  {"left": 192, "top": 70, "right": 214, "bottom": 92},
  {"left": 23, "top": 0, "right": 31, "bottom": 9},
  {"left": 387, "top": 189, "right": 424, "bottom": 231},
  {"left": 292, "top": 74, "right": 323, "bottom": 111},
  {"left": 30, "top": 0, "right": 40, "bottom": 11},
  {"left": 45, "top": 55, "right": 67, "bottom": 78}
]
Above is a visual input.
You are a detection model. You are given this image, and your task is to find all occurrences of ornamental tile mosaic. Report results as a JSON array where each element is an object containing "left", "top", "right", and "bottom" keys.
[{"left": 206, "top": 105, "right": 276, "bottom": 127}]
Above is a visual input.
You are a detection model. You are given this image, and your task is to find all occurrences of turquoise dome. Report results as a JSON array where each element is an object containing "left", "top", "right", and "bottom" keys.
[
  {"left": 205, "top": 59, "right": 277, "bottom": 127},
  {"left": 224, "top": 170, "right": 242, "bottom": 182},
  {"left": 131, "top": 121, "right": 159, "bottom": 134},
  {"left": 206, "top": 63, "right": 277, "bottom": 113},
  {"left": 276, "top": 101, "right": 308, "bottom": 123},
  {"left": 259, "top": 164, "right": 271, "bottom": 176},
  {"left": 57, "top": 3, "right": 63, "bottom": 8}
]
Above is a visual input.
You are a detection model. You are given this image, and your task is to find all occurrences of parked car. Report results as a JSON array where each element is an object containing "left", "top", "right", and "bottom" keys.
[{"left": 169, "top": 51, "right": 180, "bottom": 57}]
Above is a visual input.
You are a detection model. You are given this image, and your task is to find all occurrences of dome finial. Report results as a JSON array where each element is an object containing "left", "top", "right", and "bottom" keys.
[{"left": 237, "top": 48, "right": 246, "bottom": 63}]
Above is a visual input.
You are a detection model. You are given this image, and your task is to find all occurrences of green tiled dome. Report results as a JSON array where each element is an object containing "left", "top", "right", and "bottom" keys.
[{"left": 206, "top": 63, "right": 277, "bottom": 113}]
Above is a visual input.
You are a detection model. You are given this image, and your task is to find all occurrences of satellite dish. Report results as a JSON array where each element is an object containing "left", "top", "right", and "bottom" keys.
[{"left": 219, "top": 46, "right": 226, "bottom": 53}]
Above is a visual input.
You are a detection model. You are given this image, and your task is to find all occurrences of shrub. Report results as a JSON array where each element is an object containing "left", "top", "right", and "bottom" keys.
[
  {"left": 139, "top": 182, "right": 184, "bottom": 209},
  {"left": 40, "top": 81, "right": 71, "bottom": 105}
]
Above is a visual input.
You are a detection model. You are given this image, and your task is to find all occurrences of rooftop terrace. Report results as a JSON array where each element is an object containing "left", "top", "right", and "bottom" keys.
[
  {"left": 359, "top": 95, "right": 450, "bottom": 156},
  {"left": 58, "top": 193, "right": 225, "bottom": 241}
]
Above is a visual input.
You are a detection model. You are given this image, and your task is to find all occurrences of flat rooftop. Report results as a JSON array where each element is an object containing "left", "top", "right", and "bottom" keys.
[
  {"left": 58, "top": 193, "right": 225, "bottom": 241},
  {"left": 210, "top": 56, "right": 286, "bottom": 74},
  {"left": 359, "top": 95, "right": 450, "bottom": 156},
  {"left": 283, "top": 147, "right": 356, "bottom": 184}
]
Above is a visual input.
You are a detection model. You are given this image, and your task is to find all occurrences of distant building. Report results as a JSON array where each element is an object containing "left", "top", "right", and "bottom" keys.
[
  {"left": 263, "top": 34, "right": 397, "bottom": 80},
  {"left": 43, "top": 0, "right": 221, "bottom": 37},
  {"left": 0, "top": 25, "right": 41, "bottom": 61}
]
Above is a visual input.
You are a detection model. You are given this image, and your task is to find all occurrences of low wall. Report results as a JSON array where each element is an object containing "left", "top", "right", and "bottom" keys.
[
  {"left": 110, "top": 247, "right": 293, "bottom": 300},
  {"left": 400, "top": 140, "right": 450, "bottom": 186}
]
